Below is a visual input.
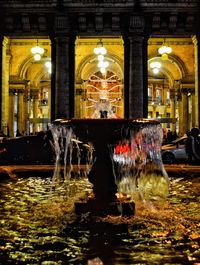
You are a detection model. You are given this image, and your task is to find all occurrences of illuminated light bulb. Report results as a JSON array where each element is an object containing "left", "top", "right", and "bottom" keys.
[
  {"left": 103, "top": 61, "right": 109, "bottom": 68},
  {"left": 97, "top": 54, "right": 104, "bottom": 61},
  {"left": 162, "top": 53, "right": 168, "bottom": 60},
  {"left": 99, "top": 46, "right": 107, "bottom": 55},
  {"left": 158, "top": 46, "right": 167, "bottom": 55},
  {"left": 31, "top": 45, "right": 44, "bottom": 55},
  {"left": 94, "top": 47, "right": 100, "bottom": 54},
  {"left": 98, "top": 61, "right": 104, "bottom": 68},
  {"left": 100, "top": 67, "right": 106, "bottom": 74},
  {"left": 153, "top": 68, "right": 159, "bottom": 74},
  {"left": 166, "top": 46, "right": 172, "bottom": 54},
  {"left": 45, "top": 61, "right": 51, "bottom": 68},
  {"left": 150, "top": 62, "right": 161, "bottom": 69},
  {"left": 34, "top": 53, "right": 41, "bottom": 61}
]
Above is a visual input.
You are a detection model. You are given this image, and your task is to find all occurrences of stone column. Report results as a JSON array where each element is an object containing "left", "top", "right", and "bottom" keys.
[
  {"left": 81, "top": 83, "right": 87, "bottom": 118},
  {"left": 0, "top": 37, "right": 10, "bottom": 134},
  {"left": 191, "top": 91, "right": 196, "bottom": 128},
  {"left": 182, "top": 91, "right": 189, "bottom": 134},
  {"left": 178, "top": 99, "right": 183, "bottom": 135},
  {"left": 51, "top": 35, "right": 75, "bottom": 120},
  {"left": 193, "top": 35, "right": 200, "bottom": 127},
  {"left": 23, "top": 86, "right": 29, "bottom": 135},
  {"left": 8, "top": 90, "right": 15, "bottom": 137},
  {"left": 170, "top": 89, "right": 176, "bottom": 132},
  {"left": 126, "top": 35, "right": 148, "bottom": 118},
  {"left": 17, "top": 89, "right": 25, "bottom": 134},
  {"left": 48, "top": 85, "right": 51, "bottom": 120},
  {"left": 177, "top": 89, "right": 183, "bottom": 135},
  {"left": 31, "top": 90, "right": 39, "bottom": 134},
  {"left": 75, "top": 85, "right": 82, "bottom": 118}
]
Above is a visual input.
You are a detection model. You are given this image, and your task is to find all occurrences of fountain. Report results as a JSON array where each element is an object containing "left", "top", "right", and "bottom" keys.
[
  {"left": 0, "top": 119, "right": 199, "bottom": 264},
  {"left": 50, "top": 118, "right": 169, "bottom": 216}
]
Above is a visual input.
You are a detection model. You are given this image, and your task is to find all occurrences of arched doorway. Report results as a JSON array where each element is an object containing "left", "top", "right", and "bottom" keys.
[
  {"left": 75, "top": 37, "right": 124, "bottom": 119},
  {"left": 148, "top": 37, "right": 195, "bottom": 136}
]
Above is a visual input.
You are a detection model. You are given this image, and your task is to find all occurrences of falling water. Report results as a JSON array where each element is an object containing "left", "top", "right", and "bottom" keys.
[
  {"left": 111, "top": 123, "right": 169, "bottom": 203},
  {"left": 49, "top": 122, "right": 94, "bottom": 204},
  {"left": 50, "top": 119, "right": 168, "bottom": 210}
]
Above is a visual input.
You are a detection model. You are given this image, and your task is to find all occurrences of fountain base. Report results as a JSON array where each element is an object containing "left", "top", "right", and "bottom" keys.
[{"left": 75, "top": 200, "right": 135, "bottom": 216}]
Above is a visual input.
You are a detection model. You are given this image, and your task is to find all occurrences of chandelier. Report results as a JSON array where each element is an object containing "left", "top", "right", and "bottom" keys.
[
  {"left": 158, "top": 40, "right": 172, "bottom": 60},
  {"left": 31, "top": 40, "right": 44, "bottom": 61},
  {"left": 94, "top": 41, "right": 109, "bottom": 74}
]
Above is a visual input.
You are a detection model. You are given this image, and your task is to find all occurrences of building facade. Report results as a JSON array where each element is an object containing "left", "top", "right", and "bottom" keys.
[{"left": 0, "top": 0, "right": 199, "bottom": 136}]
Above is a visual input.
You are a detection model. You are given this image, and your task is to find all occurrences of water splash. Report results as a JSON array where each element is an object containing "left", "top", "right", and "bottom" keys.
[
  {"left": 50, "top": 119, "right": 169, "bottom": 212},
  {"left": 111, "top": 123, "right": 169, "bottom": 202}
]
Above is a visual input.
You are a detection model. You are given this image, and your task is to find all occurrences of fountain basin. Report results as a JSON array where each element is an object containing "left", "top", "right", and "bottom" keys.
[{"left": 51, "top": 118, "right": 168, "bottom": 215}]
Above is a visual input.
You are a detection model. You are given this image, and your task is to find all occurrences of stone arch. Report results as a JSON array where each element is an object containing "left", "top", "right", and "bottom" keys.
[
  {"left": 148, "top": 54, "right": 189, "bottom": 89},
  {"left": 18, "top": 56, "right": 35, "bottom": 80},
  {"left": 76, "top": 53, "right": 123, "bottom": 83}
]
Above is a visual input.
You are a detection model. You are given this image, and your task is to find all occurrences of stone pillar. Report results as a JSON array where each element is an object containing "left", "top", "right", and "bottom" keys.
[
  {"left": 8, "top": 90, "right": 15, "bottom": 137},
  {"left": 193, "top": 35, "right": 200, "bottom": 127},
  {"left": 31, "top": 90, "right": 39, "bottom": 134},
  {"left": 23, "top": 86, "right": 29, "bottom": 135},
  {"left": 178, "top": 100, "right": 183, "bottom": 136},
  {"left": 126, "top": 35, "right": 148, "bottom": 118},
  {"left": 0, "top": 37, "right": 10, "bottom": 134},
  {"left": 182, "top": 91, "right": 189, "bottom": 134},
  {"left": 81, "top": 84, "right": 87, "bottom": 118},
  {"left": 170, "top": 89, "right": 176, "bottom": 132},
  {"left": 177, "top": 89, "right": 183, "bottom": 136},
  {"left": 51, "top": 35, "right": 75, "bottom": 120},
  {"left": 48, "top": 85, "right": 51, "bottom": 120},
  {"left": 75, "top": 85, "right": 82, "bottom": 118},
  {"left": 191, "top": 91, "right": 196, "bottom": 127},
  {"left": 17, "top": 89, "right": 25, "bottom": 135}
]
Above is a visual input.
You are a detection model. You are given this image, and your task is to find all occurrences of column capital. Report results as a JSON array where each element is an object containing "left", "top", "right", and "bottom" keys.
[
  {"left": 30, "top": 89, "right": 39, "bottom": 99},
  {"left": 9, "top": 87, "right": 25, "bottom": 94},
  {"left": 180, "top": 87, "right": 195, "bottom": 94},
  {"left": 128, "top": 34, "right": 146, "bottom": 44}
]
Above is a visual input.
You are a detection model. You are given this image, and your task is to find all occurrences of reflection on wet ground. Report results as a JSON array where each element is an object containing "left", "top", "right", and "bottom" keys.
[{"left": 0, "top": 172, "right": 199, "bottom": 265}]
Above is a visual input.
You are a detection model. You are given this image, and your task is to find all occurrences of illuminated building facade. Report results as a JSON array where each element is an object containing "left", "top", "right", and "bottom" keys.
[{"left": 0, "top": 0, "right": 199, "bottom": 136}]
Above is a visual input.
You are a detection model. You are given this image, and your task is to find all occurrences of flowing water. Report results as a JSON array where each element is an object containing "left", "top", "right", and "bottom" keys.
[{"left": 0, "top": 172, "right": 199, "bottom": 265}]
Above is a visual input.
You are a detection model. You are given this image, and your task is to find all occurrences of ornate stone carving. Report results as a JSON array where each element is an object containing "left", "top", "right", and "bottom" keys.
[
  {"left": 38, "top": 16, "right": 47, "bottom": 31},
  {"left": 78, "top": 14, "right": 87, "bottom": 31},
  {"left": 21, "top": 15, "right": 30, "bottom": 32},
  {"left": 185, "top": 15, "right": 194, "bottom": 31},
  {"left": 112, "top": 14, "right": 120, "bottom": 30},
  {"left": 169, "top": 14, "right": 177, "bottom": 30},
  {"left": 55, "top": 16, "right": 69, "bottom": 32},
  {"left": 129, "top": 15, "right": 144, "bottom": 32},
  {"left": 95, "top": 13, "right": 103, "bottom": 31},
  {"left": 5, "top": 16, "right": 14, "bottom": 30},
  {"left": 152, "top": 14, "right": 160, "bottom": 30}
]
